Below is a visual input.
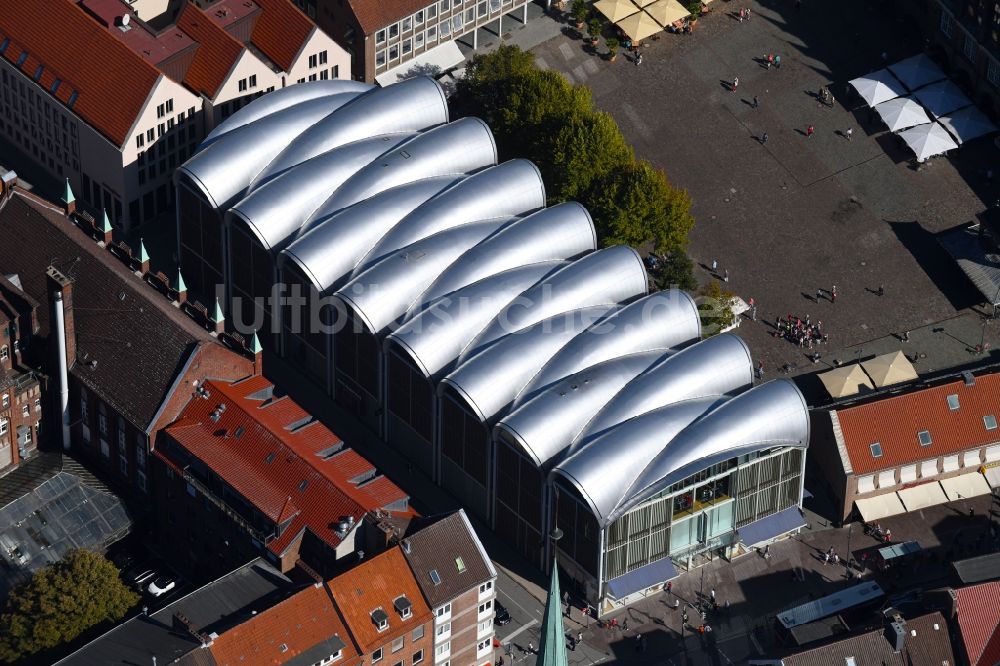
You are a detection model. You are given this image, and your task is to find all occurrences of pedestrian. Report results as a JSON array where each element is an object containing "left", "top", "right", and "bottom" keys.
[
  {"left": 970, "top": 507, "right": 975, "bottom": 517},
  {"left": 755, "top": 361, "right": 764, "bottom": 379},
  {"left": 774, "top": 54, "right": 781, "bottom": 68},
  {"left": 823, "top": 552, "right": 830, "bottom": 565},
  {"left": 674, "top": 597, "right": 680, "bottom": 609},
  {"left": 724, "top": 599, "right": 731, "bottom": 612},
  {"left": 764, "top": 544, "right": 771, "bottom": 559},
  {"left": 527, "top": 642, "right": 534, "bottom": 655},
  {"left": 831, "top": 285, "right": 838, "bottom": 302},
  {"left": 816, "top": 288, "right": 824, "bottom": 301},
  {"left": 745, "top": 7, "right": 751, "bottom": 20},
  {"left": 682, "top": 609, "right": 689, "bottom": 625},
  {"left": 833, "top": 553, "right": 840, "bottom": 565},
  {"left": 578, "top": 632, "right": 583, "bottom": 645},
  {"left": 732, "top": 76, "right": 739, "bottom": 92},
  {"left": 705, "top": 624, "right": 713, "bottom": 633},
  {"left": 846, "top": 127, "right": 853, "bottom": 141},
  {"left": 635, "top": 52, "right": 643, "bottom": 66},
  {"left": 623, "top": 618, "right": 629, "bottom": 632},
  {"left": 634, "top": 635, "right": 642, "bottom": 652},
  {"left": 698, "top": 624, "right": 706, "bottom": 634},
  {"left": 766, "top": 53, "right": 774, "bottom": 69},
  {"left": 807, "top": 124, "right": 814, "bottom": 138},
  {"left": 667, "top": 581, "right": 673, "bottom": 596},
  {"left": 724, "top": 268, "right": 730, "bottom": 282},
  {"left": 738, "top": 7, "right": 745, "bottom": 21},
  {"left": 570, "top": 636, "right": 576, "bottom": 651},
  {"left": 884, "top": 528, "right": 892, "bottom": 542},
  {"left": 711, "top": 258, "right": 718, "bottom": 273},
  {"left": 752, "top": 95, "right": 759, "bottom": 109},
  {"left": 877, "top": 284, "right": 884, "bottom": 296},
  {"left": 902, "top": 330, "right": 910, "bottom": 341},
  {"left": 751, "top": 305, "right": 758, "bottom": 321},
  {"left": 761, "top": 132, "right": 768, "bottom": 145},
  {"left": 710, "top": 588, "right": 716, "bottom": 602}
]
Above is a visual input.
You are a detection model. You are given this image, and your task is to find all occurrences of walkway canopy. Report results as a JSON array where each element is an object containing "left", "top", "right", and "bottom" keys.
[
  {"left": 913, "top": 79, "right": 972, "bottom": 118},
  {"left": 594, "top": 0, "right": 639, "bottom": 22},
  {"left": 897, "top": 122, "right": 959, "bottom": 162},
  {"left": 375, "top": 41, "right": 464, "bottom": 86},
  {"left": 644, "top": 0, "right": 690, "bottom": 25},
  {"left": 860, "top": 351, "right": 917, "bottom": 388},
  {"left": 874, "top": 96, "right": 930, "bottom": 132},
  {"left": 819, "top": 364, "right": 875, "bottom": 398},
  {"left": 616, "top": 10, "right": 662, "bottom": 41},
  {"left": 888, "top": 53, "right": 946, "bottom": 91},
  {"left": 855, "top": 493, "right": 906, "bottom": 522},
  {"left": 849, "top": 69, "right": 907, "bottom": 108},
  {"left": 937, "top": 106, "right": 999, "bottom": 145}
]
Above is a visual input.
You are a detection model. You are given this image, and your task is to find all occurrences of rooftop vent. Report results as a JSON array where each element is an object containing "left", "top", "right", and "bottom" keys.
[
  {"left": 963, "top": 371, "right": 975, "bottom": 387},
  {"left": 209, "top": 409, "right": 221, "bottom": 422},
  {"left": 279, "top": 643, "right": 288, "bottom": 653},
  {"left": 402, "top": 539, "right": 411, "bottom": 554},
  {"left": 233, "top": 426, "right": 245, "bottom": 439}
]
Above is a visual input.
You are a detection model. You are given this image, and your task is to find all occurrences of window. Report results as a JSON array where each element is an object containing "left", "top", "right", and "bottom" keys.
[
  {"left": 238, "top": 78, "right": 248, "bottom": 92},
  {"left": 415, "top": 31, "right": 424, "bottom": 49},
  {"left": 0, "top": 418, "right": 7, "bottom": 435},
  {"left": 427, "top": 25, "right": 437, "bottom": 42},
  {"left": 136, "top": 133, "right": 144, "bottom": 148},
  {"left": 947, "top": 394, "right": 960, "bottom": 410},
  {"left": 119, "top": 450, "right": 128, "bottom": 475},
  {"left": 453, "top": 14, "right": 463, "bottom": 32},
  {"left": 964, "top": 34, "right": 977, "bottom": 62},
  {"left": 377, "top": 29, "right": 386, "bottom": 44},
  {"left": 478, "top": 600, "right": 492, "bottom": 614},
  {"left": 402, "top": 38, "right": 412, "bottom": 55},
  {"left": 465, "top": 7, "right": 474, "bottom": 22},
  {"left": 372, "top": 648, "right": 383, "bottom": 663},
  {"left": 480, "top": 581, "right": 493, "bottom": 594},
  {"left": 990, "top": 59, "right": 1000, "bottom": 87},
  {"left": 441, "top": 0, "right": 450, "bottom": 10},
  {"left": 137, "top": 469, "right": 147, "bottom": 492},
  {"left": 21, "top": 404, "right": 29, "bottom": 418},
  {"left": 389, "top": 23, "right": 399, "bottom": 38},
  {"left": 1, "top": 394, "right": 8, "bottom": 408},
  {"left": 389, "top": 45, "right": 399, "bottom": 60},
  {"left": 870, "top": 442, "right": 883, "bottom": 458},
  {"left": 147, "top": 128, "right": 155, "bottom": 142},
  {"left": 985, "top": 415, "right": 998, "bottom": 430},
  {"left": 320, "top": 50, "right": 328, "bottom": 64},
  {"left": 100, "top": 438, "right": 110, "bottom": 457},
  {"left": 166, "top": 99, "right": 173, "bottom": 113},
  {"left": 376, "top": 50, "right": 386, "bottom": 68},
  {"left": 918, "top": 430, "right": 932, "bottom": 446},
  {"left": 320, "top": 69, "right": 329, "bottom": 80},
  {"left": 456, "top": 556, "right": 466, "bottom": 572},
  {"left": 412, "top": 650, "right": 424, "bottom": 665},
  {"left": 477, "top": 639, "right": 491, "bottom": 653},
  {"left": 250, "top": 74, "right": 257, "bottom": 88},
  {"left": 435, "top": 643, "right": 450, "bottom": 657},
  {"left": 415, "top": 10, "right": 424, "bottom": 25},
  {"left": 413, "top": 625, "right": 424, "bottom": 641},
  {"left": 435, "top": 603, "right": 451, "bottom": 620},
  {"left": 0, "top": 345, "right": 7, "bottom": 361},
  {"left": 24, "top": 427, "right": 31, "bottom": 444},
  {"left": 34, "top": 398, "right": 40, "bottom": 413},
  {"left": 403, "top": 17, "right": 412, "bottom": 31},
  {"left": 478, "top": 1, "right": 487, "bottom": 17},
  {"left": 99, "top": 413, "right": 108, "bottom": 436},
  {"left": 430, "top": 569, "right": 441, "bottom": 585},
  {"left": 940, "top": 11, "right": 955, "bottom": 37},
  {"left": 437, "top": 622, "right": 451, "bottom": 636},
  {"left": 372, "top": 608, "right": 389, "bottom": 631},
  {"left": 392, "top": 636, "right": 404, "bottom": 653},
  {"left": 428, "top": 5, "right": 437, "bottom": 19},
  {"left": 157, "top": 103, "right": 165, "bottom": 118},
  {"left": 309, "top": 54, "right": 318, "bottom": 68},
  {"left": 439, "top": 20, "right": 451, "bottom": 37}
]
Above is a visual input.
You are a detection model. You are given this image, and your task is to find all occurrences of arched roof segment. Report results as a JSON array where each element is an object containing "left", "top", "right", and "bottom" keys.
[
  {"left": 494, "top": 350, "right": 667, "bottom": 469},
  {"left": 609, "top": 379, "right": 809, "bottom": 521},
  {"left": 250, "top": 77, "right": 448, "bottom": 188},
  {"left": 227, "top": 133, "right": 416, "bottom": 251},
  {"left": 385, "top": 262, "right": 565, "bottom": 378},
  {"left": 552, "top": 397, "right": 726, "bottom": 525},
  {"left": 439, "top": 306, "right": 617, "bottom": 423},
  {"left": 334, "top": 219, "right": 512, "bottom": 334},
  {"left": 280, "top": 176, "right": 462, "bottom": 292},
  {"left": 513, "top": 290, "right": 701, "bottom": 408}
]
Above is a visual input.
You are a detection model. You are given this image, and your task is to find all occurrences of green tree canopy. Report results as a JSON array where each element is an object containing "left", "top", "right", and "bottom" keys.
[
  {"left": 549, "top": 110, "right": 634, "bottom": 201},
  {"left": 0, "top": 549, "right": 139, "bottom": 661},
  {"left": 698, "top": 279, "right": 737, "bottom": 336}
]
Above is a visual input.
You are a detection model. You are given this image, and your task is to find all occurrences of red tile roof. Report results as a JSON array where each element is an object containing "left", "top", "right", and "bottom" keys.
[
  {"left": 835, "top": 373, "right": 1000, "bottom": 475},
  {"left": 0, "top": 0, "right": 161, "bottom": 147},
  {"left": 956, "top": 581, "right": 1000, "bottom": 666},
  {"left": 326, "top": 548, "right": 432, "bottom": 652},
  {"left": 175, "top": 3, "right": 246, "bottom": 99},
  {"left": 248, "top": 0, "right": 314, "bottom": 71},
  {"left": 347, "top": 0, "right": 430, "bottom": 35},
  {"left": 163, "top": 377, "right": 409, "bottom": 556},
  {"left": 209, "top": 583, "right": 360, "bottom": 666}
]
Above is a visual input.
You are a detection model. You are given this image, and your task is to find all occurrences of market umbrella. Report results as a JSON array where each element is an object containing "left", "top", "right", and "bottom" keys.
[
  {"left": 896, "top": 122, "right": 959, "bottom": 162},
  {"left": 616, "top": 10, "right": 662, "bottom": 40},
  {"left": 818, "top": 364, "right": 874, "bottom": 399},
  {"left": 630, "top": 0, "right": 658, "bottom": 7},
  {"left": 912, "top": 79, "right": 972, "bottom": 118},
  {"left": 888, "top": 53, "right": 946, "bottom": 91},
  {"left": 848, "top": 68, "right": 907, "bottom": 108},
  {"left": 644, "top": 0, "right": 690, "bottom": 26},
  {"left": 861, "top": 351, "right": 918, "bottom": 388},
  {"left": 595, "top": 0, "right": 639, "bottom": 22},
  {"left": 937, "top": 106, "right": 999, "bottom": 145},
  {"left": 873, "top": 96, "right": 930, "bottom": 132}
]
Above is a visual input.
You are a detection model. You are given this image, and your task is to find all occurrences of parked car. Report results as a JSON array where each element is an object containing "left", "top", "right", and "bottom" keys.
[
  {"left": 147, "top": 575, "right": 177, "bottom": 597},
  {"left": 132, "top": 569, "right": 156, "bottom": 588},
  {"left": 494, "top": 601, "right": 511, "bottom": 626}
]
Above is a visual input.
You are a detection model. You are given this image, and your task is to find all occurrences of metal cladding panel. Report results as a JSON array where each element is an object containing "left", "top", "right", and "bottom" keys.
[
  {"left": 513, "top": 290, "right": 701, "bottom": 408},
  {"left": 355, "top": 160, "right": 546, "bottom": 275},
  {"left": 228, "top": 134, "right": 415, "bottom": 251},
  {"left": 334, "top": 219, "right": 511, "bottom": 334},
  {"left": 201, "top": 80, "right": 372, "bottom": 145},
  {"left": 572, "top": 333, "right": 754, "bottom": 451},
  {"left": 439, "top": 306, "right": 617, "bottom": 422},
  {"left": 553, "top": 397, "right": 726, "bottom": 525},
  {"left": 494, "top": 351, "right": 666, "bottom": 468},
  {"left": 251, "top": 77, "right": 448, "bottom": 188},
  {"left": 463, "top": 246, "right": 649, "bottom": 363},
  {"left": 386, "top": 262, "right": 564, "bottom": 378},
  {"left": 316, "top": 118, "right": 499, "bottom": 220},
  {"left": 177, "top": 94, "right": 359, "bottom": 209},
  {"left": 611, "top": 379, "right": 810, "bottom": 521},
  {"left": 408, "top": 202, "right": 596, "bottom": 317},
  {"left": 281, "top": 177, "right": 462, "bottom": 291}
]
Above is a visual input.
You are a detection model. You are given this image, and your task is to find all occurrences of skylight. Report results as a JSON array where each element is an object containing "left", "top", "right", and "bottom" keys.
[
  {"left": 50, "top": 78, "right": 61, "bottom": 94},
  {"left": 917, "top": 430, "right": 932, "bottom": 447},
  {"left": 0, "top": 38, "right": 9, "bottom": 54},
  {"left": 947, "top": 394, "right": 960, "bottom": 411},
  {"left": 456, "top": 556, "right": 466, "bottom": 573},
  {"left": 870, "top": 442, "right": 883, "bottom": 458},
  {"left": 429, "top": 569, "right": 441, "bottom": 585},
  {"left": 985, "top": 415, "right": 997, "bottom": 431},
  {"left": 16, "top": 51, "right": 27, "bottom": 66},
  {"left": 298, "top": 479, "right": 308, "bottom": 492},
  {"left": 67, "top": 91, "right": 79, "bottom": 108}
]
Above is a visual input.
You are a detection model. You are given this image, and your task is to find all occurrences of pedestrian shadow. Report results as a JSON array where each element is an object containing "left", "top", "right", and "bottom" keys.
[
  {"left": 720, "top": 79, "right": 735, "bottom": 91},
  {"left": 741, "top": 98, "right": 756, "bottom": 107},
  {"left": 863, "top": 287, "right": 884, "bottom": 296},
  {"left": 753, "top": 56, "right": 771, "bottom": 68},
  {"left": 794, "top": 128, "right": 808, "bottom": 136},
  {"left": 801, "top": 291, "right": 820, "bottom": 303}
]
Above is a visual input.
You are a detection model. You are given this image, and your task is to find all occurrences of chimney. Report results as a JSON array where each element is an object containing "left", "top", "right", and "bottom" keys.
[
  {"left": 884, "top": 614, "right": 906, "bottom": 653},
  {"left": 175, "top": 268, "right": 188, "bottom": 305},
  {"left": 61, "top": 178, "right": 76, "bottom": 216},
  {"left": 172, "top": 612, "right": 202, "bottom": 642},
  {"left": 47, "top": 266, "right": 75, "bottom": 452},
  {"left": 250, "top": 331, "right": 263, "bottom": 375},
  {"left": 1, "top": 171, "right": 16, "bottom": 200},
  {"left": 46, "top": 267, "right": 76, "bottom": 365}
]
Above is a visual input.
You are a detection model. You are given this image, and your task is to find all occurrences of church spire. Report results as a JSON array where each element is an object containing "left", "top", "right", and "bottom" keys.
[{"left": 536, "top": 557, "right": 569, "bottom": 666}]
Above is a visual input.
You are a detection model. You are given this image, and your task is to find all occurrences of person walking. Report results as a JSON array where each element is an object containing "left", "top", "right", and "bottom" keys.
[
  {"left": 846, "top": 127, "right": 853, "bottom": 141},
  {"left": 766, "top": 53, "right": 774, "bottom": 69},
  {"left": 710, "top": 588, "right": 716, "bottom": 602},
  {"left": 774, "top": 54, "right": 781, "bottom": 68},
  {"left": 667, "top": 581, "right": 673, "bottom": 597},
  {"left": 634, "top": 635, "right": 642, "bottom": 652},
  {"left": 752, "top": 95, "right": 759, "bottom": 109},
  {"left": 578, "top": 632, "right": 583, "bottom": 646},
  {"left": 877, "top": 284, "right": 884, "bottom": 296},
  {"left": 831, "top": 285, "right": 838, "bottom": 302},
  {"left": 732, "top": 76, "right": 739, "bottom": 92},
  {"left": 623, "top": 618, "right": 629, "bottom": 632},
  {"left": 527, "top": 642, "right": 534, "bottom": 655},
  {"left": 807, "top": 124, "right": 815, "bottom": 138},
  {"left": 635, "top": 52, "right": 643, "bottom": 66},
  {"left": 761, "top": 132, "right": 768, "bottom": 145}
]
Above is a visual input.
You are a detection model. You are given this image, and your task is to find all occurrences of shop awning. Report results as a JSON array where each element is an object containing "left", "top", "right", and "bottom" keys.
[
  {"left": 897, "top": 482, "right": 949, "bottom": 511},
  {"left": 738, "top": 506, "right": 806, "bottom": 546},
  {"left": 849, "top": 68, "right": 907, "bottom": 108},
  {"left": 985, "top": 466, "right": 1000, "bottom": 488},
  {"left": 861, "top": 351, "right": 918, "bottom": 388},
  {"left": 940, "top": 472, "right": 993, "bottom": 500},
  {"left": 375, "top": 41, "right": 465, "bottom": 86},
  {"left": 819, "top": 364, "right": 874, "bottom": 398},
  {"left": 616, "top": 10, "right": 662, "bottom": 41},
  {"left": 606, "top": 555, "right": 677, "bottom": 599},
  {"left": 855, "top": 493, "right": 906, "bottom": 522}
]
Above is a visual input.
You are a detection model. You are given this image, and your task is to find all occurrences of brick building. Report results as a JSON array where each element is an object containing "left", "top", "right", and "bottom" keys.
[
  {"left": 954, "top": 580, "right": 1000, "bottom": 666},
  {"left": 0, "top": 273, "right": 42, "bottom": 471}
]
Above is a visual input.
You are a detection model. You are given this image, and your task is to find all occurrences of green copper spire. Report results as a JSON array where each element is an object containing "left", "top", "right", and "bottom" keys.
[
  {"left": 61, "top": 178, "right": 75, "bottom": 204},
  {"left": 250, "top": 331, "right": 263, "bottom": 355},
  {"left": 100, "top": 209, "right": 113, "bottom": 233},
  {"left": 139, "top": 238, "right": 150, "bottom": 264},
  {"left": 175, "top": 268, "right": 187, "bottom": 293},
  {"left": 212, "top": 297, "right": 225, "bottom": 323},
  {"left": 536, "top": 558, "right": 569, "bottom": 666}
]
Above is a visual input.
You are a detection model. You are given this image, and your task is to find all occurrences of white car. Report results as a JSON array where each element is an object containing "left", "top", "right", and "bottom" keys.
[{"left": 147, "top": 575, "right": 176, "bottom": 597}]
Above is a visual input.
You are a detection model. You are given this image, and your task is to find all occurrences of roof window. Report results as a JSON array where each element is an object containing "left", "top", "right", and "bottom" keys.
[
  {"left": 298, "top": 479, "right": 308, "bottom": 492},
  {"left": 985, "top": 415, "right": 997, "bottom": 431},
  {"left": 279, "top": 643, "right": 288, "bottom": 653},
  {"left": 15, "top": 51, "right": 27, "bottom": 67},
  {"left": 265, "top": 452, "right": 276, "bottom": 464},
  {"left": 67, "top": 90, "right": 78, "bottom": 108},
  {"left": 50, "top": 78, "right": 61, "bottom": 94},
  {"left": 456, "top": 556, "right": 466, "bottom": 573},
  {"left": 32, "top": 64, "right": 42, "bottom": 81},
  {"left": 870, "top": 442, "right": 883, "bottom": 458},
  {"left": 429, "top": 569, "right": 441, "bottom": 585},
  {"left": 0, "top": 38, "right": 9, "bottom": 54},
  {"left": 947, "top": 394, "right": 960, "bottom": 411},
  {"left": 917, "top": 430, "right": 932, "bottom": 447},
  {"left": 372, "top": 608, "right": 389, "bottom": 631}
]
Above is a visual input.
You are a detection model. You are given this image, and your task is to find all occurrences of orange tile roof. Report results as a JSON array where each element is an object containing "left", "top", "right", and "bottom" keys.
[
  {"left": 327, "top": 548, "right": 432, "bottom": 652},
  {"left": 955, "top": 581, "right": 1000, "bottom": 666},
  {"left": 835, "top": 373, "right": 1000, "bottom": 475},
  {"left": 163, "top": 377, "right": 409, "bottom": 556},
  {"left": 249, "top": 0, "right": 313, "bottom": 71},
  {"left": 176, "top": 3, "right": 246, "bottom": 99},
  {"left": 347, "top": 0, "right": 430, "bottom": 35},
  {"left": 0, "top": 0, "right": 161, "bottom": 147},
  {"left": 209, "top": 583, "right": 360, "bottom": 666}
]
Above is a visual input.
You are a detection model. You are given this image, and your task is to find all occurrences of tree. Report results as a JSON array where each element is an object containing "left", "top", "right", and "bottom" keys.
[
  {"left": 0, "top": 549, "right": 139, "bottom": 661},
  {"left": 548, "top": 111, "right": 633, "bottom": 201},
  {"left": 697, "top": 280, "right": 737, "bottom": 336},
  {"left": 651, "top": 250, "right": 697, "bottom": 292}
]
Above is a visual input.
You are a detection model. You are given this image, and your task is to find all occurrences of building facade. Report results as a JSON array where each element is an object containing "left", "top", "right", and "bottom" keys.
[{"left": 0, "top": 272, "right": 42, "bottom": 471}]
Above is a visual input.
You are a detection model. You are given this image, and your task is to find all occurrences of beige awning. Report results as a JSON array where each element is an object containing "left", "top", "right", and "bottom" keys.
[
  {"left": 896, "top": 482, "right": 949, "bottom": 511},
  {"left": 861, "top": 351, "right": 918, "bottom": 388},
  {"left": 644, "top": 0, "right": 690, "bottom": 25},
  {"left": 940, "top": 472, "right": 993, "bottom": 500},
  {"left": 631, "top": 0, "right": 660, "bottom": 8},
  {"left": 616, "top": 11, "right": 662, "bottom": 41},
  {"left": 855, "top": 493, "right": 906, "bottom": 522},
  {"left": 985, "top": 466, "right": 1000, "bottom": 488},
  {"left": 819, "top": 364, "right": 875, "bottom": 398},
  {"left": 595, "top": 0, "right": 640, "bottom": 22}
]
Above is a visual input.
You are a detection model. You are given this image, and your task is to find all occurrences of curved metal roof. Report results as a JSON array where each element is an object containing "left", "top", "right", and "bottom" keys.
[
  {"left": 495, "top": 350, "right": 666, "bottom": 468},
  {"left": 552, "top": 397, "right": 726, "bottom": 525},
  {"left": 440, "top": 306, "right": 617, "bottom": 422},
  {"left": 251, "top": 77, "right": 448, "bottom": 189},
  {"left": 280, "top": 176, "right": 462, "bottom": 292},
  {"left": 513, "top": 290, "right": 700, "bottom": 408},
  {"left": 227, "top": 133, "right": 416, "bottom": 251},
  {"left": 385, "top": 262, "right": 565, "bottom": 378},
  {"left": 571, "top": 333, "right": 754, "bottom": 451},
  {"left": 334, "top": 219, "right": 512, "bottom": 334}
]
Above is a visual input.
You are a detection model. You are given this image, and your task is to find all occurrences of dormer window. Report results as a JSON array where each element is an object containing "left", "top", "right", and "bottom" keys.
[
  {"left": 394, "top": 595, "right": 413, "bottom": 619},
  {"left": 372, "top": 608, "right": 389, "bottom": 632}
]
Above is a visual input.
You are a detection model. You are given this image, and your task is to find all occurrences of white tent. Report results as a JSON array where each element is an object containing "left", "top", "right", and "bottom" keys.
[
  {"left": 897, "top": 123, "right": 959, "bottom": 162},
  {"left": 937, "top": 106, "right": 998, "bottom": 144},
  {"left": 888, "top": 53, "right": 946, "bottom": 91},
  {"left": 913, "top": 80, "right": 972, "bottom": 118},
  {"left": 874, "top": 96, "right": 930, "bottom": 132},
  {"left": 849, "top": 69, "right": 907, "bottom": 108}
]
